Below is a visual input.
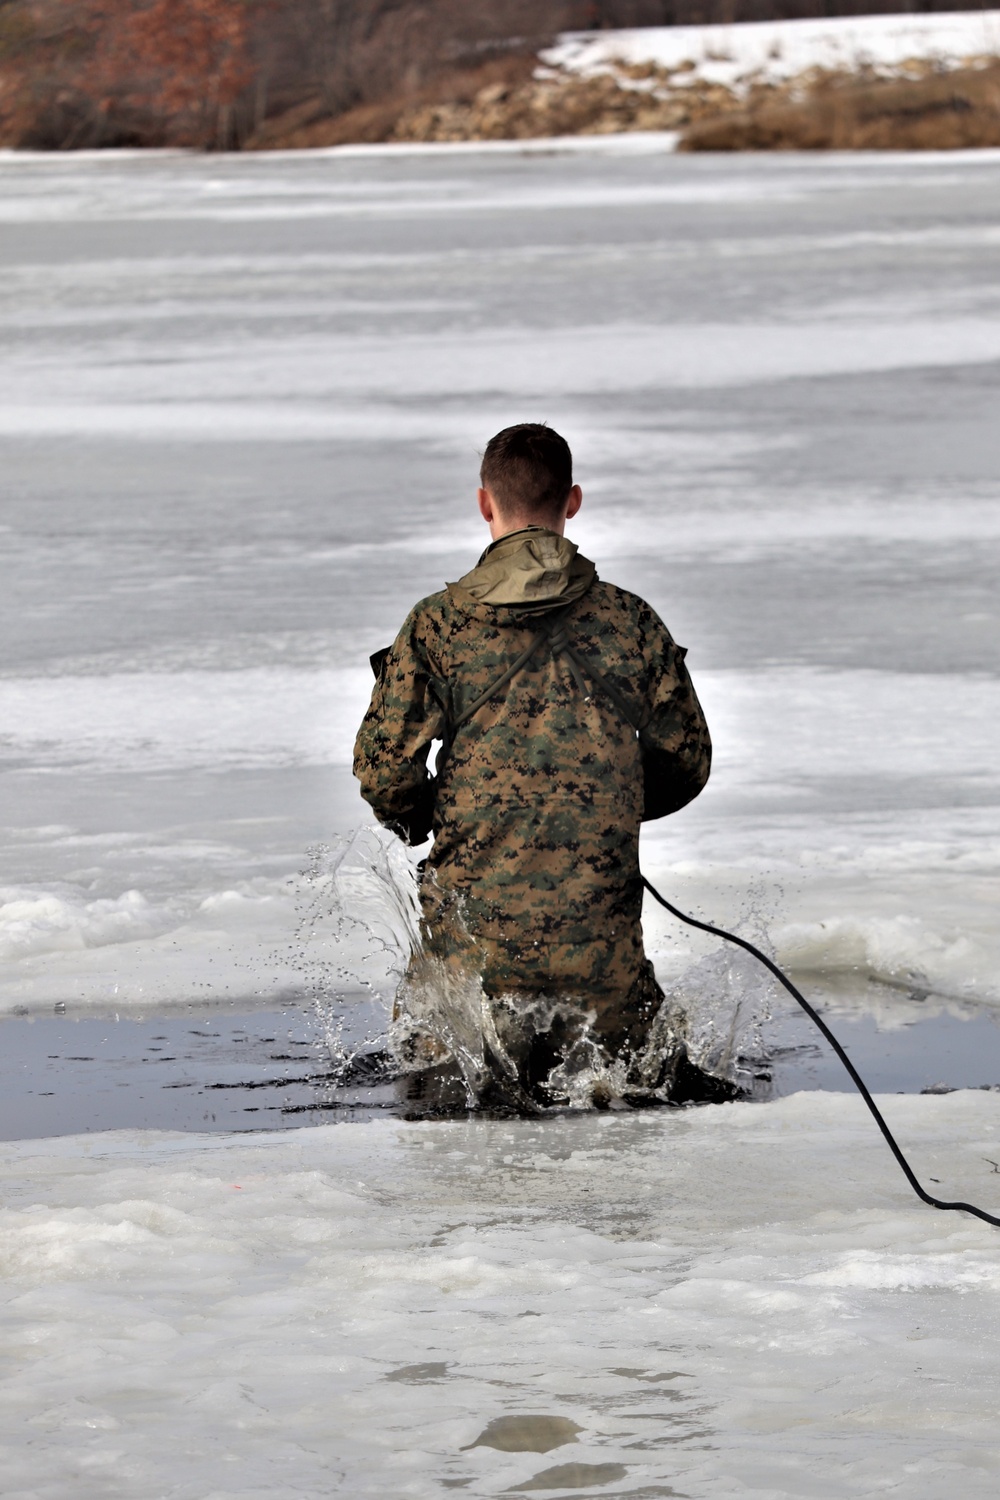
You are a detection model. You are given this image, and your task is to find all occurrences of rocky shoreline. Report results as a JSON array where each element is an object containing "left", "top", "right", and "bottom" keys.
[{"left": 245, "top": 46, "right": 1000, "bottom": 154}]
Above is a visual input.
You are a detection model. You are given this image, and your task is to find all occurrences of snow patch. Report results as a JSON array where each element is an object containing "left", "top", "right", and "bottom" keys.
[
  {"left": 0, "top": 876, "right": 309, "bottom": 1014},
  {"left": 775, "top": 913, "right": 994, "bottom": 1000},
  {"left": 0, "top": 887, "right": 179, "bottom": 961},
  {"left": 545, "top": 11, "right": 1000, "bottom": 96}
]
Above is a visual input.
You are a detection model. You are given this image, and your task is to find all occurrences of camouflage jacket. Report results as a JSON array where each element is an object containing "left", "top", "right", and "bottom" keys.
[{"left": 354, "top": 528, "right": 711, "bottom": 999}]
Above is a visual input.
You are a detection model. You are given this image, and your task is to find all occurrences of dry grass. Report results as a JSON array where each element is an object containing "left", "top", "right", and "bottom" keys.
[{"left": 679, "top": 62, "right": 1000, "bottom": 151}]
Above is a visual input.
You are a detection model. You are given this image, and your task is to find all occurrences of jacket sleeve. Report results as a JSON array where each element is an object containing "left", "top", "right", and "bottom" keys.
[
  {"left": 639, "top": 615, "right": 712, "bottom": 823},
  {"left": 353, "top": 609, "right": 447, "bottom": 845}
]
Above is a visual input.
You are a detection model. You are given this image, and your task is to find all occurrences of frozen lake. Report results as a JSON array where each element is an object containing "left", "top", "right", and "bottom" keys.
[
  {"left": 2, "top": 143, "right": 1000, "bottom": 1494},
  {"left": 2, "top": 145, "right": 999, "bottom": 1023}
]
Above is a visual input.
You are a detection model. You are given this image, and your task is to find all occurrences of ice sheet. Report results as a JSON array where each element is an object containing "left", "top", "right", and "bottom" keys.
[
  {"left": 3, "top": 1094, "right": 1000, "bottom": 1497},
  {"left": 1, "top": 146, "right": 998, "bottom": 1022},
  {"left": 0, "top": 667, "right": 369, "bottom": 772},
  {"left": 8, "top": 321, "right": 1000, "bottom": 422},
  {"left": 5, "top": 661, "right": 997, "bottom": 1010},
  {"left": 2, "top": 144, "right": 1000, "bottom": 1495}
]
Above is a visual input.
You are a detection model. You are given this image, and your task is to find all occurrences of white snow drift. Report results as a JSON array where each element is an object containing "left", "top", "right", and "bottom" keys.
[{"left": 545, "top": 10, "right": 1000, "bottom": 95}]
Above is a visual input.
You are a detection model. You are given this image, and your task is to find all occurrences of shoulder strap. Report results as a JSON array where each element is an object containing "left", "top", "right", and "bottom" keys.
[
  {"left": 547, "top": 617, "right": 640, "bottom": 734},
  {"left": 447, "top": 607, "right": 641, "bottom": 740},
  {"left": 450, "top": 620, "right": 553, "bottom": 732}
]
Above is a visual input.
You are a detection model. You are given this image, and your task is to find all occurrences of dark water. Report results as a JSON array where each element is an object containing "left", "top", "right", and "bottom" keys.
[
  {"left": 0, "top": 1006, "right": 352, "bottom": 1138},
  {"left": 4, "top": 987, "right": 1000, "bottom": 1139}
]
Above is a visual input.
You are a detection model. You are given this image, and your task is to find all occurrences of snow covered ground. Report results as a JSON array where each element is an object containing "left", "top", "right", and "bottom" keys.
[
  {"left": 4, "top": 1094, "right": 1000, "bottom": 1497},
  {"left": 545, "top": 10, "right": 1000, "bottom": 94}
]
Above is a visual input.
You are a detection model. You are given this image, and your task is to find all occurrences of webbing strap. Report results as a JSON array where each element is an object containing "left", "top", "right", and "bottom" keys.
[
  {"left": 559, "top": 640, "right": 640, "bottom": 734},
  {"left": 450, "top": 622, "right": 552, "bottom": 732},
  {"left": 448, "top": 609, "right": 640, "bottom": 739}
]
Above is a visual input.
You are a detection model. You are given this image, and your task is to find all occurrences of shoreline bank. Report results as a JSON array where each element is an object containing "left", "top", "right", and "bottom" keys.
[
  {"left": 243, "top": 11, "right": 1000, "bottom": 154},
  {"left": 3, "top": 11, "right": 1000, "bottom": 154}
]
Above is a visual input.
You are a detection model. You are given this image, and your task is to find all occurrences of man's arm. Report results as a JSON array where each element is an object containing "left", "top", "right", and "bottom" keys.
[
  {"left": 639, "top": 628, "right": 712, "bottom": 822},
  {"left": 353, "top": 609, "right": 447, "bottom": 845}
]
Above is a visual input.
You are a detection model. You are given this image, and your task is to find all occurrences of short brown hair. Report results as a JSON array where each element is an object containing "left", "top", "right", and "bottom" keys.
[{"left": 480, "top": 423, "right": 573, "bottom": 520}]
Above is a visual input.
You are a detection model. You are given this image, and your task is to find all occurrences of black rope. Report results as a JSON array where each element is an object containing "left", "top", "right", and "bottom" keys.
[{"left": 641, "top": 875, "right": 1000, "bottom": 1230}]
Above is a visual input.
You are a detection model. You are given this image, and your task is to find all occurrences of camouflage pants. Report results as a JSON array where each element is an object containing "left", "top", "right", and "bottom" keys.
[
  {"left": 394, "top": 944, "right": 668, "bottom": 1098},
  {"left": 488, "top": 958, "right": 666, "bottom": 1074}
]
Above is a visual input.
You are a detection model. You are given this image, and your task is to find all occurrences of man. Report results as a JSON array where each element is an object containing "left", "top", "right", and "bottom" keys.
[{"left": 354, "top": 423, "right": 712, "bottom": 1107}]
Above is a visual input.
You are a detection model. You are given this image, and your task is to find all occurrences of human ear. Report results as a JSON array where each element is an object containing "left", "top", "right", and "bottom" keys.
[
  {"left": 477, "top": 488, "right": 495, "bottom": 524},
  {"left": 565, "top": 484, "right": 582, "bottom": 521}
]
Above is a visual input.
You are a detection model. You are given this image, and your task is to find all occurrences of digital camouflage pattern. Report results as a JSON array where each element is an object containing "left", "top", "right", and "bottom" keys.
[{"left": 353, "top": 528, "right": 711, "bottom": 1021}]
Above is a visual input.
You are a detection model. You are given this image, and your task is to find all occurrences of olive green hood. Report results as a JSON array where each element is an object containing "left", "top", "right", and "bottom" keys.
[{"left": 448, "top": 527, "right": 596, "bottom": 612}]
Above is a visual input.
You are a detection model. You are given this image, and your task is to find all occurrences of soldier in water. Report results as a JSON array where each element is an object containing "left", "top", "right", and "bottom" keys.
[{"left": 354, "top": 423, "right": 716, "bottom": 1110}]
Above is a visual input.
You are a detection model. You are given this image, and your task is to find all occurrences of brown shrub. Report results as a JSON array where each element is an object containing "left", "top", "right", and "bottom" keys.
[
  {"left": 0, "top": 0, "right": 267, "bottom": 148},
  {"left": 679, "top": 63, "right": 1000, "bottom": 151}
]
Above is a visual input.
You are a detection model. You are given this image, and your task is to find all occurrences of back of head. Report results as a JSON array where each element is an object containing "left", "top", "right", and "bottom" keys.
[{"left": 480, "top": 423, "right": 573, "bottom": 527}]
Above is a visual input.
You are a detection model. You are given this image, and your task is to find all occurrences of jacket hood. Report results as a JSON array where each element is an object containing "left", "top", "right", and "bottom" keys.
[{"left": 447, "top": 527, "right": 596, "bottom": 613}]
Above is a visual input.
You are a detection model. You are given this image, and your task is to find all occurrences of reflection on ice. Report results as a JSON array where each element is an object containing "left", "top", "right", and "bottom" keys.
[{"left": 465, "top": 1413, "right": 582, "bottom": 1452}]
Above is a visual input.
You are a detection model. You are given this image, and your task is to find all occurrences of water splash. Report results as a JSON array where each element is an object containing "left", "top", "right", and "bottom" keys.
[
  {"left": 290, "top": 829, "right": 773, "bottom": 1110},
  {"left": 292, "top": 826, "right": 421, "bottom": 1084},
  {"left": 656, "top": 880, "right": 779, "bottom": 1092}
]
